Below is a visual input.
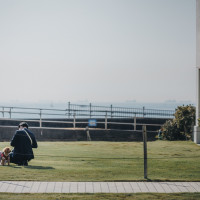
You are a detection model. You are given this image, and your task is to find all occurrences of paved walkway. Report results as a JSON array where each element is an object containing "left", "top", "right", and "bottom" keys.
[{"left": 0, "top": 181, "right": 199, "bottom": 193}]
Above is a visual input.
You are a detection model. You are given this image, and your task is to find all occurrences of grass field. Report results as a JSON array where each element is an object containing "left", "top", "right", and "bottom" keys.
[{"left": 0, "top": 140, "right": 199, "bottom": 181}]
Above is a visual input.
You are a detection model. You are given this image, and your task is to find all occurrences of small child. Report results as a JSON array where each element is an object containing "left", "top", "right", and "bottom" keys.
[{"left": 0, "top": 147, "right": 11, "bottom": 166}]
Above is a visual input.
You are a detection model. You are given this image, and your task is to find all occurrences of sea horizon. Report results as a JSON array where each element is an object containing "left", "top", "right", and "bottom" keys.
[{"left": 0, "top": 100, "right": 195, "bottom": 111}]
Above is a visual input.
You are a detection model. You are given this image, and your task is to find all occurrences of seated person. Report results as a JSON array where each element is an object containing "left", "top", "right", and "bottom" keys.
[{"left": 10, "top": 122, "right": 38, "bottom": 166}]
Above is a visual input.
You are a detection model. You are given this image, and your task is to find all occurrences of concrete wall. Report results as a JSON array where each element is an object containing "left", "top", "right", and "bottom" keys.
[
  {"left": 0, "top": 117, "right": 168, "bottom": 131},
  {"left": 0, "top": 117, "right": 166, "bottom": 142},
  {"left": 0, "top": 126, "right": 157, "bottom": 142}
]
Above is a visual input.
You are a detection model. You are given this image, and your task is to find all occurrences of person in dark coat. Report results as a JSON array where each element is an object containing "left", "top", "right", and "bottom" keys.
[{"left": 10, "top": 122, "right": 38, "bottom": 166}]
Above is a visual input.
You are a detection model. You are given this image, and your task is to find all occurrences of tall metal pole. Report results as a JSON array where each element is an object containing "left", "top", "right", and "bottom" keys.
[
  {"left": 194, "top": 0, "right": 200, "bottom": 143},
  {"left": 143, "top": 125, "right": 147, "bottom": 179},
  {"left": 196, "top": 69, "right": 200, "bottom": 125},
  {"left": 197, "top": 0, "right": 200, "bottom": 125}
]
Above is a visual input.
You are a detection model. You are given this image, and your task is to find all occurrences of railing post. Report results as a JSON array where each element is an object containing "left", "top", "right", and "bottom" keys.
[
  {"left": 110, "top": 104, "right": 113, "bottom": 118},
  {"left": 68, "top": 102, "right": 71, "bottom": 119},
  {"left": 105, "top": 111, "right": 107, "bottom": 130},
  {"left": 2, "top": 107, "right": 4, "bottom": 118},
  {"left": 143, "top": 106, "right": 145, "bottom": 117},
  {"left": 73, "top": 112, "right": 76, "bottom": 129},
  {"left": 134, "top": 115, "right": 136, "bottom": 131},
  {"left": 9, "top": 108, "right": 12, "bottom": 119},
  {"left": 143, "top": 125, "right": 148, "bottom": 179},
  {"left": 89, "top": 103, "right": 92, "bottom": 118},
  {"left": 39, "top": 109, "right": 42, "bottom": 128}
]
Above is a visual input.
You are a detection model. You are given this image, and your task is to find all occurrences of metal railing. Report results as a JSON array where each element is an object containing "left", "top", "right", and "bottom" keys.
[
  {"left": 0, "top": 103, "right": 175, "bottom": 119},
  {"left": 67, "top": 102, "right": 174, "bottom": 119},
  {"left": 0, "top": 103, "right": 174, "bottom": 131}
]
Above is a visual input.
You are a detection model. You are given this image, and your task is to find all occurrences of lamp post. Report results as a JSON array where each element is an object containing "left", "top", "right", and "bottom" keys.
[{"left": 194, "top": 0, "right": 200, "bottom": 144}]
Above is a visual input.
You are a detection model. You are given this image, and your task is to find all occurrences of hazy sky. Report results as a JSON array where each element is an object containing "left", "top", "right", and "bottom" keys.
[{"left": 0, "top": 0, "right": 196, "bottom": 104}]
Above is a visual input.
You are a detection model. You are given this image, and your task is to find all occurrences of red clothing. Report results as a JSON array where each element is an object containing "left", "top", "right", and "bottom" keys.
[{"left": 1, "top": 152, "right": 9, "bottom": 160}]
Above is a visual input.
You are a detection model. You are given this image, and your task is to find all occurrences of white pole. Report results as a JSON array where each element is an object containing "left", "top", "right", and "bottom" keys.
[
  {"left": 196, "top": 69, "right": 200, "bottom": 126},
  {"left": 194, "top": 0, "right": 200, "bottom": 143}
]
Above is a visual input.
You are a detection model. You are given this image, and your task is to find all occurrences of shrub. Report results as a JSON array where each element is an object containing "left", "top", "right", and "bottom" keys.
[{"left": 162, "top": 105, "right": 195, "bottom": 140}]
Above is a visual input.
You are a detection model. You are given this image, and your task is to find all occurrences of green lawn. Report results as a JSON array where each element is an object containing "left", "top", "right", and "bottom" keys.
[{"left": 0, "top": 141, "right": 199, "bottom": 181}]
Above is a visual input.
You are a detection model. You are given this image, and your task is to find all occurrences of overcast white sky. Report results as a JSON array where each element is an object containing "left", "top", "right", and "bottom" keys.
[{"left": 0, "top": 0, "right": 196, "bottom": 104}]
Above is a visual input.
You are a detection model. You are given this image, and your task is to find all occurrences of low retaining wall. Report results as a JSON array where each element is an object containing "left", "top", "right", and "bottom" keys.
[
  {"left": 0, "top": 117, "right": 168, "bottom": 131},
  {"left": 0, "top": 126, "right": 157, "bottom": 142}
]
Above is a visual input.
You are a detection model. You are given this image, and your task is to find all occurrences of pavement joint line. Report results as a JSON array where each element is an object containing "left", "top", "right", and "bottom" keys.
[
  {"left": 122, "top": 182, "right": 126, "bottom": 193},
  {"left": 37, "top": 182, "right": 41, "bottom": 193},
  {"left": 152, "top": 182, "right": 159, "bottom": 192},
  {"left": 114, "top": 182, "right": 117, "bottom": 193},
  {"left": 159, "top": 182, "right": 165, "bottom": 193},
  {"left": 181, "top": 182, "right": 190, "bottom": 192},
  {"left": 129, "top": 182, "right": 134, "bottom": 193},
  {"left": 99, "top": 182, "right": 102, "bottom": 193},
  {"left": 60, "top": 182, "right": 63, "bottom": 193}
]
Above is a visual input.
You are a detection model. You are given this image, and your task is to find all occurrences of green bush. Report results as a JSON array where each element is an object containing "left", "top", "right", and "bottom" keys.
[
  {"left": 198, "top": 118, "right": 200, "bottom": 126},
  {"left": 162, "top": 105, "right": 195, "bottom": 140}
]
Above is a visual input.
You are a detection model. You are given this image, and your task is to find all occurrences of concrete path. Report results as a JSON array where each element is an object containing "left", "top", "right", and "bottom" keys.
[{"left": 0, "top": 181, "right": 199, "bottom": 193}]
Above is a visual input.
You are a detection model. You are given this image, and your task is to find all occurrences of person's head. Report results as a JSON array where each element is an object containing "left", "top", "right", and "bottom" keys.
[{"left": 18, "top": 122, "right": 29, "bottom": 130}]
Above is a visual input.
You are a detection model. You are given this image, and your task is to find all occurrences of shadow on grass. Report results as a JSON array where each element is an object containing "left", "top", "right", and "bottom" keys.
[
  {"left": 12, "top": 165, "right": 55, "bottom": 170},
  {"left": 26, "top": 166, "right": 55, "bottom": 170},
  {"left": 37, "top": 155, "right": 139, "bottom": 160}
]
